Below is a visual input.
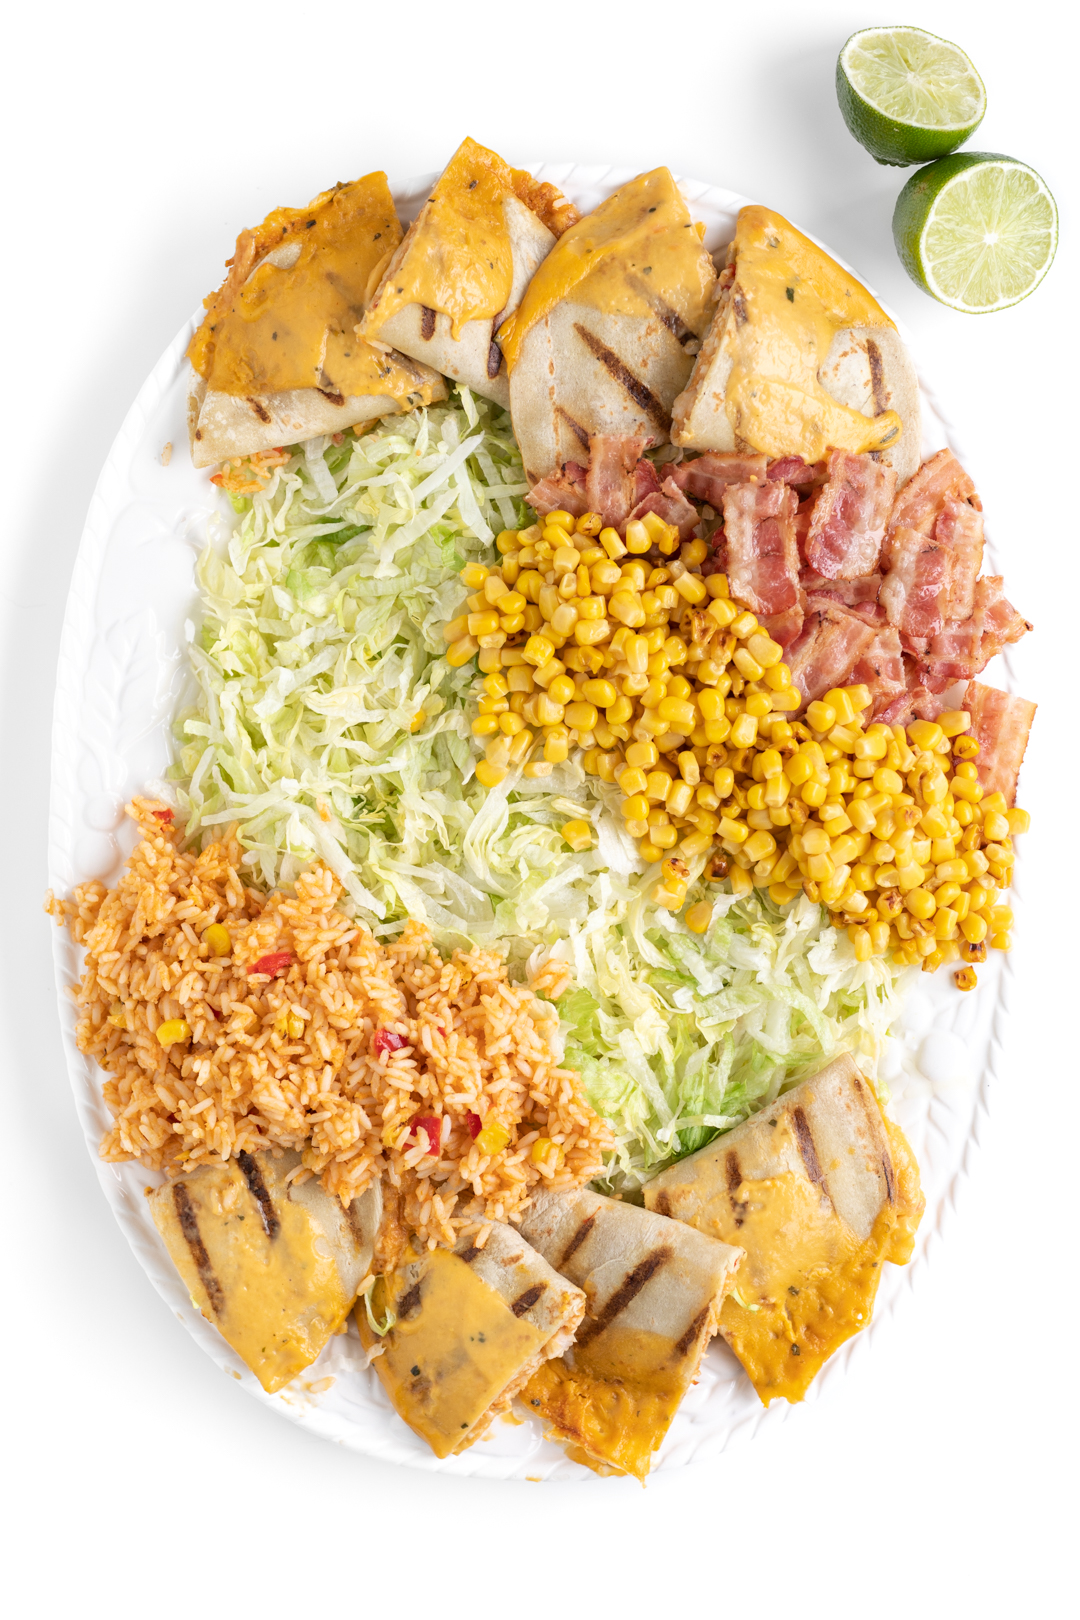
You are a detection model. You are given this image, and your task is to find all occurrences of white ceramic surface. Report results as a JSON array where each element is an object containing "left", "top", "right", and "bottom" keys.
[{"left": 48, "top": 165, "right": 1016, "bottom": 1480}]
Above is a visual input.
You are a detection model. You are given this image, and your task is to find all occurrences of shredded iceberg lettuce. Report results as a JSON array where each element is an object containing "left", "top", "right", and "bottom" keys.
[{"left": 172, "top": 391, "right": 907, "bottom": 1187}]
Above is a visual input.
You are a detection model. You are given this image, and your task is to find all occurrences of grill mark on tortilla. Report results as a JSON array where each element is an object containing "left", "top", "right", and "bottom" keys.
[
  {"left": 881, "top": 1152, "right": 896, "bottom": 1204},
  {"left": 625, "top": 273, "right": 697, "bottom": 347},
  {"left": 397, "top": 1280, "right": 423, "bottom": 1320},
  {"left": 237, "top": 1150, "right": 280, "bottom": 1239},
  {"left": 246, "top": 397, "right": 272, "bottom": 424},
  {"left": 674, "top": 1305, "right": 710, "bottom": 1360},
  {"left": 556, "top": 406, "right": 591, "bottom": 451},
  {"left": 511, "top": 1283, "right": 546, "bottom": 1317},
  {"left": 316, "top": 387, "right": 346, "bottom": 407},
  {"left": 652, "top": 1190, "right": 672, "bottom": 1217},
  {"left": 173, "top": 1184, "right": 224, "bottom": 1316},
  {"left": 345, "top": 1197, "right": 369, "bottom": 1250},
  {"left": 419, "top": 305, "right": 436, "bottom": 341},
  {"left": 732, "top": 288, "right": 749, "bottom": 327},
  {"left": 457, "top": 1244, "right": 481, "bottom": 1265},
  {"left": 792, "top": 1106, "right": 825, "bottom": 1188},
  {"left": 576, "top": 1245, "right": 673, "bottom": 1347},
  {"left": 572, "top": 324, "right": 671, "bottom": 431},
  {"left": 866, "top": 337, "right": 887, "bottom": 417},
  {"left": 558, "top": 1212, "right": 597, "bottom": 1270}
]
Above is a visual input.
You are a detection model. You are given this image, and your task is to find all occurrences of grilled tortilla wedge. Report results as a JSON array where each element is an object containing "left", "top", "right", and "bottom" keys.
[
  {"left": 186, "top": 172, "right": 446, "bottom": 468},
  {"left": 644, "top": 1053, "right": 924, "bottom": 1404},
  {"left": 149, "top": 1150, "right": 381, "bottom": 1393},
  {"left": 518, "top": 1189, "right": 742, "bottom": 1480},
  {"left": 357, "top": 1224, "right": 585, "bottom": 1459},
  {"left": 357, "top": 137, "right": 574, "bottom": 409},
  {"left": 500, "top": 168, "right": 717, "bottom": 483},
  {"left": 671, "top": 206, "right": 921, "bottom": 483}
]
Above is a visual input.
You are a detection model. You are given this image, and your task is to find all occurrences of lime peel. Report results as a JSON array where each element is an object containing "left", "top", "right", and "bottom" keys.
[{"left": 837, "top": 25, "right": 986, "bottom": 167}]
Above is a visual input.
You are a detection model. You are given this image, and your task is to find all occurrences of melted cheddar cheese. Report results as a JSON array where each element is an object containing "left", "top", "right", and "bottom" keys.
[
  {"left": 187, "top": 173, "right": 432, "bottom": 404},
  {"left": 358, "top": 1249, "right": 548, "bottom": 1459},
  {"left": 498, "top": 167, "right": 715, "bottom": 370},
  {"left": 719, "top": 205, "right": 904, "bottom": 462}
]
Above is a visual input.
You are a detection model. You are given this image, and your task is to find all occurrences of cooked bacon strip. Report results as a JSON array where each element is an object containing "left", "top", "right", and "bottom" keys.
[
  {"left": 585, "top": 435, "right": 645, "bottom": 532},
  {"left": 932, "top": 496, "right": 984, "bottom": 619},
  {"left": 850, "top": 625, "right": 906, "bottom": 719},
  {"left": 760, "top": 601, "right": 806, "bottom": 649},
  {"left": 880, "top": 527, "right": 950, "bottom": 646},
  {"left": 627, "top": 477, "right": 699, "bottom": 540},
  {"left": 800, "top": 572, "right": 885, "bottom": 625},
  {"left": 634, "top": 458, "right": 661, "bottom": 504},
  {"left": 766, "top": 456, "right": 827, "bottom": 486},
  {"left": 963, "top": 681, "right": 1036, "bottom": 805},
  {"left": 922, "top": 574, "right": 1032, "bottom": 687},
  {"left": 787, "top": 599, "right": 877, "bottom": 704},
  {"left": 804, "top": 451, "right": 897, "bottom": 581},
  {"left": 887, "top": 448, "right": 980, "bottom": 536},
  {"left": 722, "top": 481, "right": 801, "bottom": 620},
  {"left": 526, "top": 468, "right": 589, "bottom": 518},
  {"left": 670, "top": 451, "right": 768, "bottom": 507}
]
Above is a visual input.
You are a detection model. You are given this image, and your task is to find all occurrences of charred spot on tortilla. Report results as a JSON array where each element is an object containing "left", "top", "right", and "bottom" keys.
[
  {"left": 557, "top": 1211, "right": 597, "bottom": 1270},
  {"left": 511, "top": 1284, "right": 547, "bottom": 1317},
  {"left": 791, "top": 1105, "right": 825, "bottom": 1188},
  {"left": 317, "top": 388, "right": 346, "bottom": 407},
  {"left": 419, "top": 305, "right": 436, "bottom": 340},
  {"left": 397, "top": 1280, "right": 423, "bottom": 1320},
  {"left": 575, "top": 1245, "right": 673, "bottom": 1346},
  {"left": 247, "top": 398, "right": 273, "bottom": 424},
  {"left": 173, "top": 1183, "right": 225, "bottom": 1315},
  {"left": 238, "top": 1149, "right": 280, "bottom": 1240},
  {"left": 673, "top": 1305, "right": 711, "bottom": 1360},
  {"left": 573, "top": 324, "right": 671, "bottom": 431},
  {"left": 457, "top": 1244, "right": 482, "bottom": 1265},
  {"left": 556, "top": 407, "right": 591, "bottom": 450}
]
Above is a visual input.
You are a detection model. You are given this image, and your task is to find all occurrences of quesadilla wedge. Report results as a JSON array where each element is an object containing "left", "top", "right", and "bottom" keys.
[
  {"left": 186, "top": 172, "right": 446, "bottom": 468},
  {"left": 517, "top": 1189, "right": 742, "bottom": 1480},
  {"left": 356, "top": 1224, "right": 585, "bottom": 1459},
  {"left": 149, "top": 1150, "right": 381, "bottom": 1393},
  {"left": 357, "top": 137, "right": 576, "bottom": 409},
  {"left": 644, "top": 1054, "right": 924, "bottom": 1405},
  {"left": 671, "top": 206, "right": 921, "bottom": 483},
  {"left": 499, "top": 168, "right": 717, "bottom": 483}
]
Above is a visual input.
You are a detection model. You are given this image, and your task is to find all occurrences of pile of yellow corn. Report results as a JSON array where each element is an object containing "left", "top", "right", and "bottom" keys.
[{"left": 442, "top": 507, "right": 1028, "bottom": 990}]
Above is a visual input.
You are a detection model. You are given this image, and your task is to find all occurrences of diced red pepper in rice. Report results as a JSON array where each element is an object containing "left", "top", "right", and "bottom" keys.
[
  {"left": 373, "top": 1028, "right": 407, "bottom": 1058},
  {"left": 248, "top": 951, "right": 293, "bottom": 977},
  {"left": 411, "top": 1115, "right": 442, "bottom": 1156},
  {"left": 466, "top": 1111, "right": 482, "bottom": 1139}
]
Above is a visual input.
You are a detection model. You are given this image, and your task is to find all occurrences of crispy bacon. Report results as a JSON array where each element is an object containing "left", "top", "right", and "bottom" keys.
[
  {"left": 799, "top": 572, "right": 884, "bottom": 625},
  {"left": 850, "top": 624, "right": 906, "bottom": 719},
  {"left": 787, "top": 599, "right": 877, "bottom": 704},
  {"left": 880, "top": 527, "right": 950, "bottom": 646},
  {"left": 670, "top": 451, "right": 768, "bottom": 507},
  {"left": 627, "top": 477, "right": 699, "bottom": 539},
  {"left": 922, "top": 575, "right": 1032, "bottom": 687},
  {"left": 760, "top": 601, "right": 806, "bottom": 648},
  {"left": 963, "top": 681, "right": 1036, "bottom": 805},
  {"left": 586, "top": 435, "right": 645, "bottom": 532},
  {"left": 887, "top": 448, "right": 980, "bottom": 536},
  {"left": 634, "top": 458, "right": 661, "bottom": 504},
  {"left": 525, "top": 464, "right": 589, "bottom": 518},
  {"left": 804, "top": 451, "right": 896, "bottom": 581},
  {"left": 767, "top": 456, "right": 828, "bottom": 487},
  {"left": 722, "top": 481, "right": 801, "bottom": 620},
  {"left": 934, "top": 496, "right": 984, "bottom": 620}
]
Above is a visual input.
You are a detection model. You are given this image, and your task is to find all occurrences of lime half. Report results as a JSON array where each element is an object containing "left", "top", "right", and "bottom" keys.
[
  {"left": 893, "top": 152, "right": 1058, "bottom": 312},
  {"left": 837, "top": 26, "right": 986, "bottom": 166}
]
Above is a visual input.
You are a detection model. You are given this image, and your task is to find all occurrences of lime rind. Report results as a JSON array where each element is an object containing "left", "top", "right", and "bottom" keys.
[
  {"left": 837, "top": 26, "right": 986, "bottom": 166},
  {"left": 893, "top": 153, "right": 1058, "bottom": 313}
]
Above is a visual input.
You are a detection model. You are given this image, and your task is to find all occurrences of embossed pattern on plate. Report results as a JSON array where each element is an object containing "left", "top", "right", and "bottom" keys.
[{"left": 48, "top": 166, "right": 1016, "bottom": 1479}]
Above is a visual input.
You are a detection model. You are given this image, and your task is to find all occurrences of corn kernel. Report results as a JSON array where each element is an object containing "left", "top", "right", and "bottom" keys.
[
  {"left": 447, "top": 635, "right": 480, "bottom": 667},
  {"left": 156, "top": 1019, "right": 191, "bottom": 1048},
  {"left": 523, "top": 634, "right": 555, "bottom": 667},
  {"left": 730, "top": 712, "right": 758, "bottom": 748},
  {"left": 472, "top": 715, "right": 500, "bottom": 736},
  {"left": 203, "top": 923, "right": 232, "bottom": 956},
  {"left": 904, "top": 888, "right": 935, "bottom": 921},
  {"left": 673, "top": 572, "right": 707, "bottom": 605},
  {"left": 561, "top": 819, "right": 593, "bottom": 852},
  {"left": 651, "top": 881, "right": 687, "bottom": 910},
  {"left": 625, "top": 520, "right": 651, "bottom": 554},
  {"left": 599, "top": 527, "right": 627, "bottom": 560},
  {"left": 685, "top": 900, "right": 714, "bottom": 934},
  {"left": 460, "top": 562, "right": 489, "bottom": 589},
  {"left": 806, "top": 701, "right": 837, "bottom": 733},
  {"left": 581, "top": 678, "right": 617, "bottom": 707},
  {"left": 565, "top": 700, "right": 599, "bottom": 732}
]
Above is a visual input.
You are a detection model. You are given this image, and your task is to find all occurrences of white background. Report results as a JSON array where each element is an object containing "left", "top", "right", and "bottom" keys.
[{"left": 3, "top": 2, "right": 1077, "bottom": 1614}]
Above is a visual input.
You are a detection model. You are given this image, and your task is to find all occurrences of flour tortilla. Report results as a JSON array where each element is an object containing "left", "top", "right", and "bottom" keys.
[
  {"left": 187, "top": 360, "right": 447, "bottom": 470},
  {"left": 355, "top": 1224, "right": 585, "bottom": 1458},
  {"left": 364, "top": 193, "right": 555, "bottom": 410}
]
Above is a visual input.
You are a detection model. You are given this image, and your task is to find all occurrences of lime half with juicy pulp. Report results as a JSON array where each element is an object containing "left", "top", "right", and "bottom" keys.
[
  {"left": 837, "top": 25, "right": 986, "bottom": 166},
  {"left": 893, "top": 152, "right": 1058, "bottom": 312}
]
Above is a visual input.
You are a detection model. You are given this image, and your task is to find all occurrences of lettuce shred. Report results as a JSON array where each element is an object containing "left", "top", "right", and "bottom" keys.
[{"left": 172, "top": 391, "right": 906, "bottom": 1187}]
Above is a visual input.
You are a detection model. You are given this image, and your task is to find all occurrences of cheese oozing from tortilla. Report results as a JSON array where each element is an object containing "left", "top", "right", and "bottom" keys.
[
  {"left": 710, "top": 206, "right": 904, "bottom": 463},
  {"left": 187, "top": 173, "right": 428, "bottom": 403},
  {"left": 362, "top": 1249, "right": 550, "bottom": 1459},
  {"left": 360, "top": 137, "right": 550, "bottom": 343},
  {"left": 498, "top": 167, "right": 715, "bottom": 371},
  {"left": 150, "top": 1157, "right": 353, "bottom": 1394}
]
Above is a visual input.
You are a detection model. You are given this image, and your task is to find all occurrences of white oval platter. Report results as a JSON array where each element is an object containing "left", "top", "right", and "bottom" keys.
[{"left": 48, "top": 164, "right": 1016, "bottom": 1480}]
